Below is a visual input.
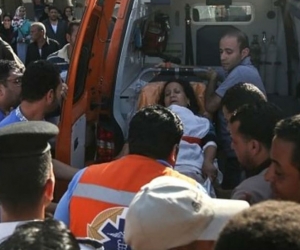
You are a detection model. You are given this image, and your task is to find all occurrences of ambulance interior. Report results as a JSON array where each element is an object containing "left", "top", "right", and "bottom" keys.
[
  {"left": 60, "top": 0, "right": 300, "bottom": 169},
  {"left": 113, "top": 0, "right": 300, "bottom": 145}
]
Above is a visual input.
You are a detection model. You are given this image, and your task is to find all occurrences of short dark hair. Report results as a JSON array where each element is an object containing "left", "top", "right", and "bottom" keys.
[
  {"left": 48, "top": 6, "right": 59, "bottom": 13},
  {"left": 221, "top": 29, "right": 250, "bottom": 51},
  {"left": 0, "top": 150, "right": 52, "bottom": 212},
  {"left": 215, "top": 200, "right": 300, "bottom": 250},
  {"left": 128, "top": 105, "right": 183, "bottom": 160},
  {"left": 230, "top": 102, "right": 283, "bottom": 149},
  {"left": 222, "top": 82, "right": 267, "bottom": 113},
  {"left": 0, "top": 219, "right": 80, "bottom": 250},
  {"left": 274, "top": 115, "right": 300, "bottom": 171},
  {"left": 21, "top": 60, "right": 60, "bottom": 102},
  {"left": 67, "top": 20, "right": 80, "bottom": 35},
  {"left": 2, "top": 14, "right": 12, "bottom": 21},
  {"left": 158, "top": 78, "right": 201, "bottom": 114},
  {"left": 0, "top": 60, "right": 18, "bottom": 86}
]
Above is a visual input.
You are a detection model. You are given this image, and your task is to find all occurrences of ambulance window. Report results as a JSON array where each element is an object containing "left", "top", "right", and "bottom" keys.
[
  {"left": 73, "top": 14, "right": 98, "bottom": 103},
  {"left": 192, "top": 4, "right": 253, "bottom": 23}
]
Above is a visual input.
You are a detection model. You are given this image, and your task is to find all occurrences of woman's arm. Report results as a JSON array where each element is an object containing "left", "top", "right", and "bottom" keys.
[{"left": 202, "top": 144, "right": 217, "bottom": 181}]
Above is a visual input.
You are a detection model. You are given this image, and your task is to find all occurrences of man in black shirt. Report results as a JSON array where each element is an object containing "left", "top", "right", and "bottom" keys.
[{"left": 25, "top": 22, "right": 59, "bottom": 66}]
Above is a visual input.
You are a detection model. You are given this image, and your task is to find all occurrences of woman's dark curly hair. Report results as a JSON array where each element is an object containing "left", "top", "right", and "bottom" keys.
[{"left": 158, "top": 77, "right": 201, "bottom": 114}]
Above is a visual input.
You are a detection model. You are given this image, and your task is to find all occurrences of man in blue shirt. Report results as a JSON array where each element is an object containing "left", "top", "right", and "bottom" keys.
[
  {"left": 0, "top": 60, "right": 63, "bottom": 127},
  {"left": 202, "top": 29, "right": 266, "bottom": 189},
  {"left": 0, "top": 60, "right": 22, "bottom": 122},
  {"left": 0, "top": 60, "right": 78, "bottom": 188}
]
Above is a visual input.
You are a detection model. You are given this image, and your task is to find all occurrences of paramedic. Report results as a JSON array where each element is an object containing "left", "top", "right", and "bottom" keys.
[
  {"left": 203, "top": 29, "right": 266, "bottom": 189},
  {"left": 54, "top": 105, "right": 206, "bottom": 250}
]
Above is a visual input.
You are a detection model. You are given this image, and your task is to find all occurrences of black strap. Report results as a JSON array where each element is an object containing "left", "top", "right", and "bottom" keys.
[{"left": 185, "top": 4, "right": 194, "bottom": 65}]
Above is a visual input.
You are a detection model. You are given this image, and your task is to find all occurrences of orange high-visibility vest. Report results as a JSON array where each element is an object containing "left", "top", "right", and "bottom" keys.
[{"left": 69, "top": 154, "right": 196, "bottom": 238}]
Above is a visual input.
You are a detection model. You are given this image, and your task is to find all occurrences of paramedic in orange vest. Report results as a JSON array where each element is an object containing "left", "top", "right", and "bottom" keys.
[{"left": 54, "top": 105, "right": 206, "bottom": 250}]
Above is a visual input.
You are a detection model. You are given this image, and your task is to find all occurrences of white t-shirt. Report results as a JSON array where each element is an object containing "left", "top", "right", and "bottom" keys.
[
  {"left": 51, "top": 24, "right": 58, "bottom": 33},
  {"left": 168, "top": 105, "right": 211, "bottom": 173}
]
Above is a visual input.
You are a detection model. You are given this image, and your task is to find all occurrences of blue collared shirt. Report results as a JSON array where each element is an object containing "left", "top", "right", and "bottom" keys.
[
  {"left": 0, "top": 106, "right": 27, "bottom": 128},
  {"left": 0, "top": 110, "right": 6, "bottom": 122},
  {"left": 215, "top": 57, "right": 266, "bottom": 157}
]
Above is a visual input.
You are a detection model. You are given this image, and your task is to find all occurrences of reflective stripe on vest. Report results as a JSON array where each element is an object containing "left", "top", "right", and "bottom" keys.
[{"left": 73, "top": 183, "right": 136, "bottom": 206}]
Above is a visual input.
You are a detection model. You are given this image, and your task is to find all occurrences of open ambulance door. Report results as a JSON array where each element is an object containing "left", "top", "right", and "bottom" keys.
[{"left": 53, "top": 0, "right": 119, "bottom": 199}]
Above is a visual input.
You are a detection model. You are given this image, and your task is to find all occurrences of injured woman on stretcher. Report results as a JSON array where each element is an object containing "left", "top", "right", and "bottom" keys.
[
  {"left": 158, "top": 78, "right": 222, "bottom": 195},
  {"left": 117, "top": 77, "right": 223, "bottom": 197}
]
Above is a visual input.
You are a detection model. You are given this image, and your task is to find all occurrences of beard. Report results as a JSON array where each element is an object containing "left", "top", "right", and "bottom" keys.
[
  {"left": 238, "top": 153, "right": 255, "bottom": 171},
  {"left": 45, "top": 95, "right": 61, "bottom": 116}
]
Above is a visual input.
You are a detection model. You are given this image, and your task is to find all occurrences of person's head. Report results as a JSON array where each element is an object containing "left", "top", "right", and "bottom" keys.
[
  {"left": 158, "top": 78, "right": 200, "bottom": 114},
  {"left": 48, "top": 6, "right": 59, "bottom": 21},
  {"left": 16, "top": 6, "right": 26, "bottom": 19},
  {"left": 229, "top": 102, "right": 283, "bottom": 170},
  {"left": 43, "top": 4, "right": 49, "bottom": 14},
  {"left": 30, "top": 22, "right": 46, "bottom": 42},
  {"left": 0, "top": 60, "right": 22, "bottom": 112},
  {"left": 265, "top": 115, "right": 300, "bottom": 203},
  {"left": 128, "top": 105, "right": 183, "bottom": 164},
  {"left": 219, "top": 29, "right": 250, "bottom": 71},
  {"left": 0, "top": 121, "right": 58, "bottom": 221},
  {"left": 215, "top": 200, "right": 300, "bottom": 250},
  {"left": 125, "top": 176, "right": 249, "bottom": 250},
  {"left": 64, "top": 6, "right": 73, "bottom": 18},
  {"left": 21, "top": 60, "right": 62, "bottom": 115},
  {"left": 2, "top": 14, "right": 12, "bottom": 29},
  {"left": 0, "top": 219, "right": 80, "bottom": 250},
  {"left": 222, "top": 82, "right": 267, "bottom": 122},
  {"left": 66, "top": 20, "right": 80, "bottom": 53}
]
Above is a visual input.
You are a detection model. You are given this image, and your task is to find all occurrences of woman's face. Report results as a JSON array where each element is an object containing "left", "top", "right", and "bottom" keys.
[
  {"left": 18, "top": 7, "right": 26, "bottom": 18},
  {"left": 65, "top": 8, "right": 72, "bottom": 17},
  {"left": 163, "top": 82, "right": 189, "bottom": 108},
  {"left": 3, "top": 17, "right": 11, "bottom": 28}
]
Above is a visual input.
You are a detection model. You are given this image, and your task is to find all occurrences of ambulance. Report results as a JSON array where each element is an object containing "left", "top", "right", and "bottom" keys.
[{"left": 54, "top": 0, "right": 300, "bottom": 195}]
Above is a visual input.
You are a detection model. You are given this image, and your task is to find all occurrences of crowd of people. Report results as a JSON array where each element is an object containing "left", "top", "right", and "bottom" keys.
[
  {"left": 0, "top": 7, "right": 299, "bottom": 249},
  {"left": 0, "top": 3, "right": 77, "bottom": 66}
]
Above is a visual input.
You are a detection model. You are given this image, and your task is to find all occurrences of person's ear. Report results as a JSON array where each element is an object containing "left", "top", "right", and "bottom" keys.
[
  {"left": 167, "top": 144, "right": 179, "bottom": 167},
  {"left": 43, "top": 167, "right": 55, "bottom": 206},
  {"left": 249, "top": 139, "right": 261, "bottom": 156},
  {"left": 46, "top": 89, "right": 54, "bottom": 104},
  {"left": 66, "top": 33, "right": 71, "bottom": 43},
  {"left": 0, "top": 84, "right": 6, "bottom": 97},
  {"left": 241, "top": 47, "right": 250, "bottom": 59}
]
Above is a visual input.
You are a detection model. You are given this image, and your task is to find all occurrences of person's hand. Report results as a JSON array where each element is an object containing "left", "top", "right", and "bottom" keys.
[
  {"left": 207, "top": 68, "right": 218, "bottom": 80},
  {"left": 238, "top": 192, "right": 253, "bottom": 204},
  {"left": 61, "top": 83, "right": 68, "bottom": 99},
  {"left": 202, "top": 160, "right": 218, "bottom": 181}
]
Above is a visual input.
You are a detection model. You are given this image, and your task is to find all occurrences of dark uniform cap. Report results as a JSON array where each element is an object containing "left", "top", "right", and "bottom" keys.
[{"left": 0, "top": 121, "right": 59, "bottom": 159}]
